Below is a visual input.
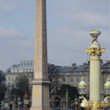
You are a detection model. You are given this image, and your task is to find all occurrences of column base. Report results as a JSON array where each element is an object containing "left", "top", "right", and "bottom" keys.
[{"left": 30, "top": 106, "right": 50, "bottom": 110}]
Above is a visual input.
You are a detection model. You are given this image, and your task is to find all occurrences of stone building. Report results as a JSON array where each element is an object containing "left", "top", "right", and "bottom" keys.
[
  {"left": 49, "top": 61, "right": 110, "bottom": 98},
  {"left": 6, "top": 60, "right": 34, "bottom": 88},
  {"left": 102, "top": 60, "right": 110, "bottom": 80},
  {"left": 6, "top": 72, "right": 33, "bottom": 89},
  {"left": 48, "top": 63, "right": 90, "bottom": 95},
  {"left": 4, "top": 60, "right": 34, "bottom": 110},
  {"left": 5, "top": 60, "right": 110, "bottom": 95},
  {"left": 9, "top": 60, "right": 34, "bottom": 73}
]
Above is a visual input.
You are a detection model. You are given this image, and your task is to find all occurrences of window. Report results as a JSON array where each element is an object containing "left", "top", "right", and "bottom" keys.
[
  {"left": 30, "top": 62, "right": 32, "bottom": 66},
  {"left": 8, "top": 82, "right": 10, "bottom": 87},
  {"left": 16, "top": 77, "right": 18, "bottom": 80},
  {"left": 16, "top": 83, "right": 18, "bottom": 87},
  {"left": 8, "top": 77, "right": 10, "bottom": 80},
  {"left": 77, "top": 77, "right": 79, "bottom": 82},
  {"left": 27, "top": 62, "right": 29, "bottom": 66},
  {"left": 71, "top": 78, "right": 73, "bottom": 82},
  {"left": 17, "top": 69, "right": 19, "bottom": 72},
  {"left": 13, "top": 69, "right": 15, "bottom": 73},
  {"left": 24, "top": 62, "right": 26, "bottom": 66},
  {"left": 62, "top": 78, "right": 65, "bottom": 82}
]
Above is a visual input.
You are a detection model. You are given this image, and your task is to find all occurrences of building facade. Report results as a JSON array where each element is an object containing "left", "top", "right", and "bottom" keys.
[
  {"left": 6, "top": 60, "right": 34, "bottom": 89},
  {"left": 5, "top": 60, "right": 110, "bottom": 94},
  {"left": 6, "top": 72, "right": 33, "bottom": 88},
  {"left": 10, "top": 60, "right": 34, "bottom": 73}
]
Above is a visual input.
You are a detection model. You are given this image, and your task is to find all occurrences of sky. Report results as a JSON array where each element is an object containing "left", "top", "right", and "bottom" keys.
[{"left": 0, "top": 0, "right": 110, "bottom": 70}]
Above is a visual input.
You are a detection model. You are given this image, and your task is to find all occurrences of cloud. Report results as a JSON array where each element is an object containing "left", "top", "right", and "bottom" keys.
[
  {"left": 49, "top": 27, "right": 109, "bottom": 50},
  {"left": 48, "top": 1, "right": 109, "bottom": 29},
  {"left": 0, "top": 0, "right": 109, "bottom": 70},
  {"left": 0, "top": 27, "right": 34, "bottom": 70},
  {"left": 48, "top": 28, "right": 88, "bottom": 64},
  {"left": 0, "top": 27, "right": 34, "bottom": 49},
  {"left": 47, "top": 1, "right": 109, "bottom": 66},
  {"left": 48, "top": 26, "right": 110, "bottom": 66},
  {"left": 73, "top": 12, "right": 108, "bottom": 27},
  {"left": 56, "top": 10, "right": 108, "bottom": 28},
  {"left": 0, "top": 27, "right": 25, "bottom": 39}
]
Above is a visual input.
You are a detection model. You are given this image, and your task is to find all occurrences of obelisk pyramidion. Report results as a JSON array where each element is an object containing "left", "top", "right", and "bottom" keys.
[{"left": 30, "top": 0, "right": 50, "bottom": 110}]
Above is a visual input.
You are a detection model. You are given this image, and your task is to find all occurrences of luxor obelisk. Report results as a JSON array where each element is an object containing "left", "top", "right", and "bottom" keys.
[{"left": 30, "top": 0, "right": 50, "bottom": 110}]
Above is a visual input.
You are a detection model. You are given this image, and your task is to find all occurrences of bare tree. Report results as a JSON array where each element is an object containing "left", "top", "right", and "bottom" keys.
[
  {"left": 11, "top": 75, "right": 31, "bottom": 101},
  {"left": 0, "top": 74, "right": 6, "bottom": 101},
  {"left": 48, "top": 64, "right": 60, "bottom": 95}
]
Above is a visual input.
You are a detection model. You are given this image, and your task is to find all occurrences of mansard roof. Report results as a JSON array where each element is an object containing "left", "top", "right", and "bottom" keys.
[
  {"left": 49, "top": 65, "right": 90, "bottom": 73},
  {"left": 102, "top": 61, "right": 110, "bottom": 68},
  {"left": 101, "top": 61, "right": 110, "bottom": 73},
  {"left": 73, "top": 66, "right": 89, "bottom": 72},
  {"left": 49, "top": 60, "right": 110, "bottom": 74}
]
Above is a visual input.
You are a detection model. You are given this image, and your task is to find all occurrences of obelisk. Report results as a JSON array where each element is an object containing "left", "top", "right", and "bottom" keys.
[{"left": 30, "top": 0, "right": 50, "bottom": 110}]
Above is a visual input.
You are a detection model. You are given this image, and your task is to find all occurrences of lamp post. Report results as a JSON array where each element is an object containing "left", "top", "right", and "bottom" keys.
[
  {"left": 66, "top": 88, "right": 69, "bottom": 109},
  {"left": 4, "top": 88, "right": 10, "bottom": 109},
  {"left": 78, "top": 30, "right": 110, "bottom": 110},
  {"left": 1, "top": 100, "right": 4, "bottom": 110},
  {"left": 104, "top": 77, "right": 110, "bottom": 110},
  {"left": 78, "top": 76, "right": 87, "bottom": 110},
  {"left": 104, "top": 78, "right": 110, "bottom": 97},
  {"left": 13, "top": 97, "right": 16, "bottom": 110},
  {"left": 17, "top": 97, "right": 22, "bottom": 110},
  {"left": 49, "top": 97, "right": 52, "bottom": 110},
  {"left": 79, "top": 76, "right": 87, "bottom": 96},
  {"left": 74, "top": 98, "right": 78, "bottom": 110},
  {"left": 23, "top": 94, "right": 30, "bottom": 110},
  {"left": 29, "top": 95, "right": 32, "bottom": 108}
]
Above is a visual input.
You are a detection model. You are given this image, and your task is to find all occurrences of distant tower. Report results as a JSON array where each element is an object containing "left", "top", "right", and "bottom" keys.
[{"left": 30, "top": 0, "right": 50, "bottom": 110}]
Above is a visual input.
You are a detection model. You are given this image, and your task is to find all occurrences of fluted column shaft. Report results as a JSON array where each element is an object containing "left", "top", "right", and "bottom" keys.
[{"left": 90, "top": 57, "right": 101, "bottom": 110}]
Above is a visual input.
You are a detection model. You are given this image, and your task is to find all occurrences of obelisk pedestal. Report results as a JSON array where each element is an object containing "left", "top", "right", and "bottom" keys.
[{"left": 30, "top": 0, "right": 50, "bottom": 110}]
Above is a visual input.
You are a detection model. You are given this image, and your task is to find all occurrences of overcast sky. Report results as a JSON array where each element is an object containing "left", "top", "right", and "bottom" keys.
[{"left": 0, "top": 0, "right": 110, "bottom": 70}]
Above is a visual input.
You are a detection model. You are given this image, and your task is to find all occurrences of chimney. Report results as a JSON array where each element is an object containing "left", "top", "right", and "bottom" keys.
[
  {"left": 72, "top": 63, "right": 76, "bottom": 69},
  {"left": 83, "top": 63, "right": 89, "bottom": 68}
]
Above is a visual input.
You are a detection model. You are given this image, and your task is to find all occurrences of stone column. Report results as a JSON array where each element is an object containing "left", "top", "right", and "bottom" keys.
[
  {"left": 90, "top": 56, "right": 101, "bottom": 110},
  {"left": 86, "top": 30, "right": 105, "bottom": 110},
  {"left": 30, "top": 0, "right": 50, "bottom": 110}
]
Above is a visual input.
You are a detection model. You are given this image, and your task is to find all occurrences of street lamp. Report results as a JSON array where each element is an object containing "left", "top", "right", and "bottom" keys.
[
  {"left": 1, "top": 100, "right": 4, "bottom": 109},
  {"left": 104, "top": 77, "right": 110, "bottom": 96},
  {"left": 29, "top": 95, "right": 32, "bottom": 107},
  {"left": 23, "top": 94, "right": 30, "bottom": 110},
  {"left": 49, "top": 96, "right": 52, "bottom": 110},
  {"left": 13, "top": 97, "right": 17, "bottom": 110},
  {"left": 78, "top": 30, "right": 110, "bottom": 109},
  {"left": 104, "top": 77, "right": 110, "bottom": 108},
  {"left": 17, "top": 97, "right": 22, "bottom": 110},
  {"left": 4, "top": 89, "right": 9, "bottom": 110},
  {"left": 65, "top": 88, "right": 69, "bottom": 109},
  {"left": 74, "top": 97, "right": 78, "bottom": 110},
  {"left": 79, "top": 76, "right": 87, "bottom": 95}
]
